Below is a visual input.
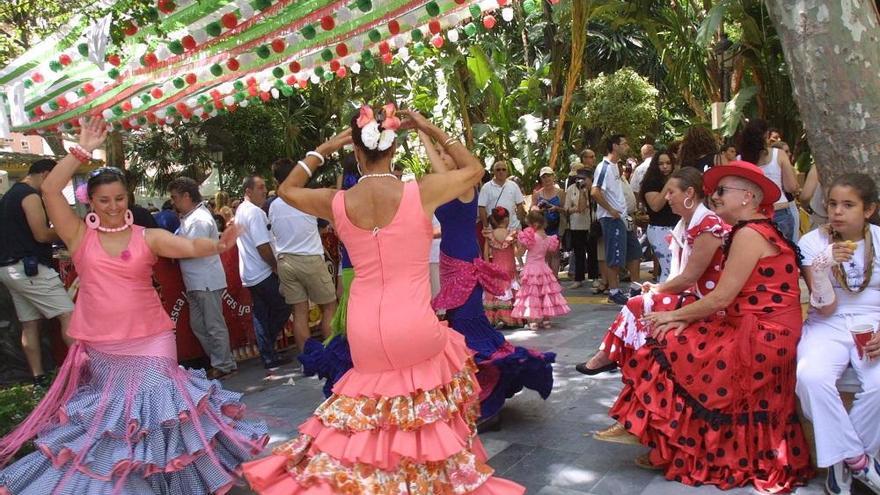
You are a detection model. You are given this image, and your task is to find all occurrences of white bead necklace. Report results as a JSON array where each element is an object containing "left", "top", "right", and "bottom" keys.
[
  {"left": 357, "top": 173, "right": 398, "bottom": 183},
  {"left": 96, "top": 224, "right": 131, "bottom": 233}
]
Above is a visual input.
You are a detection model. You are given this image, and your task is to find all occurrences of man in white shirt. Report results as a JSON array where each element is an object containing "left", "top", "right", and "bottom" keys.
[
  {"left": 168, "top": 177, "right": 237, "bottom": 379},
  {"left": 234, "top": 175, "right": 291, "bottom": 369},
  {"left": 592, "top": 134, "right": 642, "bottom": 305},
  {"left": 269, "top": 159, "right": 337, "bottom": 353},
  {"left": 629, "top": 143, "right": 655, "bottom": 196},
  {"left": 564, "top": 166, "right": 593, "bottom": 288},
  {"left": 478, "top": 161, "right": 527, "bottom": 230}
]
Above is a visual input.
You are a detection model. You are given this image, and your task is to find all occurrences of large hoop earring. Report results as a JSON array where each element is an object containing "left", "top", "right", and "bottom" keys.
[
  {"left": 124, "top": 209, "right": 134, "bottom": 227},
  {"left": 683, "top": 197, "right": 695, "bottom": 210},
  {"left": 356, "top": 161, "right": 363, "bottom": 176},
  {"left": 85, "top": 212, "right": 100, "bottom": 230}
]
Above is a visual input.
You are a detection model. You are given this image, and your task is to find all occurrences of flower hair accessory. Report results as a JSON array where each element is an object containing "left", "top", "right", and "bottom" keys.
[
  {"left": 75, "top": 183, "right": 90, "bottom": 204},
  {"left": 356, "top": 103, "right": 400, "bottom": 151}
]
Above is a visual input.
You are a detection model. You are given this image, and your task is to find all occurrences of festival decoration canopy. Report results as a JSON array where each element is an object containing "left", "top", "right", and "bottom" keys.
[{"left": 0, "top": 0, "right": 549, "bottom": 138}]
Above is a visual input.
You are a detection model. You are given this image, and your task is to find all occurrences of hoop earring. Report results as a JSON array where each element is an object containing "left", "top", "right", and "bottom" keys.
[
  {"left": 85, "top": 212, "right": 100, "bottom": 230},
  {"left": 683, "top": 197, "right": 695, "bottom": 210},
  {"left": 356, "top": 161, "right": 363, "bottom": 176},
  {"left": 124, "top": 209, "right": 134, "bottom": 227}
]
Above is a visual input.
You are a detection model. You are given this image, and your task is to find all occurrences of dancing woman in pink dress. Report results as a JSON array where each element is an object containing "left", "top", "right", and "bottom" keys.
[
  {"left": 0, "top": 119, "right": 267, "bottom": 494},
  {"left": 511, "top": 211, "right": 571, "bottom": 329},
  {"left": 242, "top": 106, "right": 524, "bottom": 494}
]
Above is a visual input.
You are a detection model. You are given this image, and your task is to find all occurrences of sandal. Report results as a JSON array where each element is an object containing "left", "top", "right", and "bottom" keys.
[
  {"left": 592, "top": 423, "right": 641, "bottom": 445},
  {"left": 634, "top": 453, "right": 664, "bottom": 471},
  {"left": 541, "top": 320, "right": 552, "bottom": 329}
]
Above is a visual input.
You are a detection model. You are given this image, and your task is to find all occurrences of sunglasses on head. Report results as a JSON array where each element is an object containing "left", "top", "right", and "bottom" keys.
[
  {"left": 715, "top": 185, "right": 750, "bottom": 197},
  {"left": 89, "top": 166, "right": 125, "bottom": 178}
]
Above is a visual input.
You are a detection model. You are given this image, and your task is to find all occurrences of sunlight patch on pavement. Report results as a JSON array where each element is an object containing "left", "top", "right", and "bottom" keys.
[{"left": 566, "top": 295, "right": 612, "bottom": 305}]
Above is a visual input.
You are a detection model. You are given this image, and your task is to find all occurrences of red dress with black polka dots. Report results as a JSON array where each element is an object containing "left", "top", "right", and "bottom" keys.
[{"left": 609, "top": 220, "right": 814, "bottom": 493}]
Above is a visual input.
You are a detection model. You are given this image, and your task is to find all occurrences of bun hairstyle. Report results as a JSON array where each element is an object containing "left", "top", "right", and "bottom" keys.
[
  {"left": 489, "top": 206, "right": 510, "bottom": 228},
  {"left": 350, "top": 103, "right": 401, "bottom": 163}
]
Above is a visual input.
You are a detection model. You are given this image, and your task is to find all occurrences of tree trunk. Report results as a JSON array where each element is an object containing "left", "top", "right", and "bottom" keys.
[
  {"left": 548, "top": 0, "right": 588, "bottom": 170},
  {"left": 43, "top": 134, "right": 66, "bottom": 156},
  {"left": 765, "top": 1, "right": 880, "bottom": 185},
  {"left": 105, "top": 130, "right": 125, "bottom": 168}
]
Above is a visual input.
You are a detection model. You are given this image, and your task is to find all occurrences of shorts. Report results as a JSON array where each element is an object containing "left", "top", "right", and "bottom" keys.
[
  {"left": 277, "top": 254, "right": 336, "bottom": 305},
  {"left": 599, "top": 217, "right": 641, "bottom": 268},
  {"left": 0, "top": 261, "right": 74, "bottom": 321}
]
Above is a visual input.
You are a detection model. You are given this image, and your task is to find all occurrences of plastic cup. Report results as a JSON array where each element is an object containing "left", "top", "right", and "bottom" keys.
[{"left": 851, "top": 323, "right": 876, "bottom": 359}]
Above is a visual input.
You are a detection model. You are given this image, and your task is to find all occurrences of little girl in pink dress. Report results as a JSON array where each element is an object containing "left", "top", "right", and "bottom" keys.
[
  {"left": 512, "top": 211, "right": 570, "bottom": 328},
  {"left": 483, "top": 207, "right": 522, "bottom": 328}
]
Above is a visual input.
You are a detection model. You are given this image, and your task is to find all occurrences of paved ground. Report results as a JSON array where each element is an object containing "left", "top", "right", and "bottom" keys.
[{"left": 225, "top": 284, "right": 864, "bottom": 495}]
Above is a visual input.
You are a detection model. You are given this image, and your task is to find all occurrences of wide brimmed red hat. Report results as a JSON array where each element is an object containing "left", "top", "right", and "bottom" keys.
[{"left": 703, "top": 160, "right": 781, "bottom": 205}]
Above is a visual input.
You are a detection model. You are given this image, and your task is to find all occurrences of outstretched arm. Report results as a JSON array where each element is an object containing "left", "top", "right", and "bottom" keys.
[
  {"left": 42, "top": 117, "right": 108, "bottom": 252},
  {"left": 146, "top": 222, "right": 240, "bottom": 259},
  {"left": 277, "top": 129, "right": 352, "bottom": 221}
]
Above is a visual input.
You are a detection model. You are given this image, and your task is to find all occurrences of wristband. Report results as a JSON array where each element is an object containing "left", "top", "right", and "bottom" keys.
[
  {"left": 443, "top": 137, "right": 460, "bottom": 148},
  {"left": 297, "top": 160, "right": 313, "bottom": 178},
  {"left": 306, "top": 150, "right": 325, "bottom": 166},
  {"left": 69, "top": 146, "right": 91, "bottom": 163}
]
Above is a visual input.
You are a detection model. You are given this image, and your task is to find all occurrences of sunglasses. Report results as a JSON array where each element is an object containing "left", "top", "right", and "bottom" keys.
[
  {"left": 89, "top": 166, "right": 125, "bottom": 178},
  {"left": 494, "top": 168, "right": 508, "bottom": 172},
  {"left": 715, "top": 185, "right": 750, "bottom": 197}
]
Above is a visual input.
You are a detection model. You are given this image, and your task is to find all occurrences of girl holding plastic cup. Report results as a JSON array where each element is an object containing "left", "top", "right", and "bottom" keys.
[{"left": 797, "top": 172, "right": 880, "bottom": 495}]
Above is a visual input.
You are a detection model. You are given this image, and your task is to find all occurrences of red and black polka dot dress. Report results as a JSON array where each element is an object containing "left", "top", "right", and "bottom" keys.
[{"left": 609, "top": 220, "right": 814, "bottom": 493}]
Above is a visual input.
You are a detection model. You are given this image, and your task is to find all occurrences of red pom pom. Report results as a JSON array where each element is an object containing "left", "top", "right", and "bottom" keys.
[
  {"left": 33, "top": 106, "right": 44, "bottom": 117},
  {"left": 151, "top": 88, "right": 164, "bottom": 99},
  {"left": 107, "top": 54, "right": 121, "bottom": 67},
  {"left": 297, "top": 78, "right": 309, "bottom": 89},
  {"left": 335, "top": 43, "right": 348, "bottom": 57},
  {"left": 381, "top": 52, "right": 393, "bottom": 65},
  {"left": 335, "top": 67, "right": 347, "bottom": 78},
  {"left": 175, "top": 102, "right": 188, "bottom": 113},
  {"left": 121, "top": 101, "right": 132, "bottom": 112},
  {"left": 379, "top": 41, "right": 390, "bottom": 54},
  {"left": 454, "top": 0, "right": 466, "bottom": 4},
  {"left": 157, "top": 0, "right": 176, "bottom": 14},
  {"left": 82, "top": 83, "right": 95, "bottom": 94},
  {"left": 247, "top": 86, "right": 258, "bottom": 96},
  {"left": 226, "top": 58, "right": 240, "bottom": 71},
  {"left": 31, "top": 72, "right": 43, "bottom": 83},
  {"left": 431, "top": 35, "right": 445, "bottom": 48},
  {"left": 483, "top": 15, "right": 496, "bottom": 29},
  {"left": 246, "top": 76, "right": 257, "bottom": 87},
  {"left": 497, "top": 0, "right": 508, "bottom": 4},
  {"left": 388, "top": 20, "right": 400, "bottom": 35},
  {"left": 286, "top": 75, "right": 298, "bottom": 86},
  {"left": 146, "top": 112, "right": 157, "bottom": 123},
  {"left": 288, "top": 61, "right": 301, "bottom": 73},
  {"left": 123, "top": 21, "right": 138, "bottom": 36},
  {"left": 185, "top": 73, "right": 197, "bottom": 85},
  {"left": 221, "top": 12, "right": 238, "bottom": 29},
  {"left": 429, "top": 20, "right": 441, "bottom": 35},
  {"left": 329, "top": 60, "right": 341, "bottom": 72},
  {"left": 320, "top": 15, "right": 335, "bottom": 31},
  {"left": 259, "top": 91, "right": 270, "bottom": 102},
  {"left": 271, "top": 39, "right": 285, "bottom": 53},
  {"left": 181, "top": 35, "right": 197, "bottom": 51},
  {"left": 57, "top": 96, "right": 69, "bottom": 107},
  {"left": 59, "top": 54, "right": 72, "bottom": 66},
  {"left": 143, "top": 52, "right": 158, "bottom": 66}
]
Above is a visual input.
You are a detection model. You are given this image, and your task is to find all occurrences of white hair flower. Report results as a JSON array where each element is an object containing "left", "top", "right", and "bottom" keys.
[
  {"left": 360, "top": 120, "right": 381, "bottom": 150},
  {"left": 377, "top": 129, "right": 396, "bottom": 151}
]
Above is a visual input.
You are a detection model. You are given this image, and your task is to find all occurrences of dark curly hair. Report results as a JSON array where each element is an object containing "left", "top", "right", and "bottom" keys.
[
  {"left": 829, "top": 173, "right": 880, "bottom": 225},
  {"left": 638, "top": 152, "right": 673, "bottom": 205},
  {"left": 737, "top": 118, "right": 769, "bottom": 165},
  {"left": 350, "top": 103, "right": 398, "bottom": 164},
  {"left": 678, "top": 126, "right": 717, "bottom": 170},
  {"left": 489, "top": 206, "right": 510, "bottom": 228}
]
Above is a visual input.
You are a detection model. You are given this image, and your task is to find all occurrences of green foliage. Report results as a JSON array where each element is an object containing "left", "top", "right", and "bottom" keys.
[
  {"left": 126, "top": 124, "right": 215, "bottom": 194},
  {"left": 580, "top": 68, "right": 659, "bottom": 144},
  {"left": 0, "top": 382, "right": 44, "bottom": 456}
]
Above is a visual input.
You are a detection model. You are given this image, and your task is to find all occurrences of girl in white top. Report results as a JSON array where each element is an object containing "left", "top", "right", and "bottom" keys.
[{"left": 797, "top": 173, "right": 880, "bottom": 495}]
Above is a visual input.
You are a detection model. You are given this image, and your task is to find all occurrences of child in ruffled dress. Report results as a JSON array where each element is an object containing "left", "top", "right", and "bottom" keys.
[
  {"left": 512, "top": 211, "right": 571, "bottom": 329},
  {"left": 483, "top": 207, "right": 522, "bottom": 328}
]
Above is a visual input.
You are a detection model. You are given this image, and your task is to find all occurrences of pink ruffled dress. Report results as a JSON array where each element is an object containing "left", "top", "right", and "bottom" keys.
[
  {"left": 483, "top": 229, "right": 522, "bottom": 327},
  {"left": 511, "top": 228, "right": 570, "bottom": 321},
  {"left": 243, "top": 181, "right": 524, "bottom": 494}
]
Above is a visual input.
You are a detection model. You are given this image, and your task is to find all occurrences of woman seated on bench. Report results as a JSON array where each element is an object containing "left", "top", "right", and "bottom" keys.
[{"left": 797, "top": 173, "right": 880, "bottom": 495}]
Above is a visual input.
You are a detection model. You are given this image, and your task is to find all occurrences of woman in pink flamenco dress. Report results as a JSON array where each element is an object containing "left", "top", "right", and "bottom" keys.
[
  {"left": 242, "top": 105, "right": 524, "bottom": 494},
  {"left": 511, "top": 211, "right": 571, "bottom": 329}
]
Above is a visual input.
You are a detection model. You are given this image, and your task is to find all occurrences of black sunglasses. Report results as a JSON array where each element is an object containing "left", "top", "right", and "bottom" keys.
[
  {"left": 715, "top": 185, "right": 750, "bottom": 197},
  {"left": 89, "top": 166, "right": 125, "bottom": 178},
  {"left": 494, "top": 168, "right": 508, "bottom": 172}
]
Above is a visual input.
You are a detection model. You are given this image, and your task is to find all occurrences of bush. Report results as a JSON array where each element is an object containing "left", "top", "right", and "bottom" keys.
[
  {"left": 0, "top": 383, "right": 44, "bottom": 457},
  {"left": 580, "top": 67, "right": 660, "bottom": 145}
]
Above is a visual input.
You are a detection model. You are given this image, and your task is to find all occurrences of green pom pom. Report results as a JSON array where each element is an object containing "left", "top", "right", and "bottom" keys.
[
  {"left": 77, "top": 43, "right": 89, "bottom": 57},
  {"left": 272, "top": 67, "right": 284, "bottom": 78},
  {"left": 141, "top": 94, "right": 151, "bottom": 104},
  {"left": 234, "top": 92, "right": 245, "bottom": 102},
  {"left": 49, "top": 61, "right": 62, "bottom": 72},
  {"left": 410, "top": 28, "right": 423, "bottom": 41},
  {"left": 469, "top": 5, "right": 482, "bottom": 18},
  {"left": 281, "top": 86, "right": 293, "bottom": 97},
  {"left": 426, "top": 1, "right": 440, "bottom": 16},
  {"left": 357, "top": 0, "right": 372, "bottom": 13},
  {"left": 173, "top": 78, "right": 185, "bottom": 89},
  {"left": 321, "top": 48, "right": 333, "bottom": 62},
  {"left": 323, "top": 71, "right": 334, "bottom": 81},
  {"left": 166, "top": 106, "right": 177, "bottom": 115},
  {"left": 137, "top": 116, "right": 147, "bottom": 125},
  {"left": 368, "top": 29, "right": 381, "bottom": 43},
  {"left": 313, "top": 66, "right": 325, "bottom": 76},
  {"left": 146, "top": 7, "right": 159, "bottom": 21},
  {"left": 464, "top": 23, "right": 478, "bottom": 37},
  {"left": 111, "top": 105, "right": 122, "bottom": 115},
  {"left": 49, "top": 101, "right": 59, "bottom": 111},
  {"left": 206, "top": 21, "right": 222, "bottom": 37},
  {"left": 256, "top": 45, "right": 271, "bottom": 59},
  {"left": 364, "top": 58, "right": 375, "bottom": 69},
  {"left": 168, "top": 40, "right": 184, "bottom": 55},
  {"left": 27, "top": 110, "right": 36, "bottom": 118},
  {"left": 197, "top": 95, "right": 209, "bottom": 104},
  {"left": 210, "top": 64, "right": 223, "bottom": 76},
  {"left": 24, "top": 80, "right": 33, "bottom": 89},
  {"left": 233, "top": 80, "right": 245, "bottom": 91},
  {"left": 191, "top": 115, "right": 201, "bottom": 123},
  {"left": 361, "top": 50, "right": 373, "bottom": 61},
  {"left": 523, "top": 0, "right": 538, "bottom": 14},
  {"left": 252, "top": 0, "right": 271, "bottom": 11},
  {"left": 413, "top": 42, "right": 426, "bottom": 55},
  {"left": 76, "top": 88, "right": 85, "bottom": 97},
  {"left": 301, "top": 25, "right": 316, "bottom": 40},
  {"left": 204, "top": 103, "right": 214, "bottom": 113},
  {"left": 108, "top": 68, "right": 120, "bottom": 79}
]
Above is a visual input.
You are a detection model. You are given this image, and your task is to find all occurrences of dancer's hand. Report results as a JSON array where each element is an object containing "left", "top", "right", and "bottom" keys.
[
  {"left": 399, "top": 110, "right": 431, "bottom": 132},
  {"left": 79, "top": 117, "right": 108, "bottom": 152},
  {"left": 651, "top": 320, "right": 687, "bottom": 341},
  {"left": 217, "top": 222, "right": 240, "bottom": 252},
  {"left": 315, "top": 128, "right": 352, "bottom": 159},
  {"left": 832, "top": 241, "right": 856, "bottom": 263},
  {"left": 866, "top": 332, "right": 880, "bottom": 360},
  {"left": 641, "top": 282, "right": 657, "bottom": 294}
]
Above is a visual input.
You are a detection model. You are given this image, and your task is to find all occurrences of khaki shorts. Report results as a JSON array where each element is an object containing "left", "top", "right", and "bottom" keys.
[
  {"left": 277, "top": 254, "right": 336, "bottom": 305},
  {"left": 0, "top": 261, "right": 74, "bottom": 321}
]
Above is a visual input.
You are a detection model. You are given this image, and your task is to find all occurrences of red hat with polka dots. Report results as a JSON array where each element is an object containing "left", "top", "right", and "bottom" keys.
[{"left": 702, "top": 160, "right": 781, "bottom": 205}]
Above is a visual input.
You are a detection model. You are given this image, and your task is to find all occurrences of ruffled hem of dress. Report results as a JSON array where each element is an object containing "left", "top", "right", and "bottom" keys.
[
  {"left": 478, "top": 344, "right": 556, "bottom": 419},
  {"left": 298, "top": 336, "right": 353, "bottom": 398},
  {"left": 609, "top": 346, "right": 814, "bottom": 493}
]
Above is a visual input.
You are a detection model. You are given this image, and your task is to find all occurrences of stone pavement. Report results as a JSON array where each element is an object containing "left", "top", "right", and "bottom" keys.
[{"left": 225, "top": 285, "right": 863, "bottom": 495}]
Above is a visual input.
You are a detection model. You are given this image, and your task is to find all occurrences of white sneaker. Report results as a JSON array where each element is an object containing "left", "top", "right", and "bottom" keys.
[
  {"left": 826, "top": 462, "right": 852, "bottom": 495},
  {"left": 852, "top": 455, "right": 880, "bottom": 494}
]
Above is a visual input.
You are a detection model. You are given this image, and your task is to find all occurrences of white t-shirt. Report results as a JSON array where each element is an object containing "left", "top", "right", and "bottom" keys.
[
  {"left": 799, "top": 224, "right": 880, "bottom": 316},
  {"left": 430, "top": 215, "right": 441, "bottom": 263},
  {"left": 629, "top": 157, "right": 652, "bottom": 195},
  {"left": 478, "top": 180, "right": 524, "bottom": 229},
  {"left": 176, "top": 204, "right": 226, "bottom": 292},
  {"left": 234, "top": 199, "right": 273, "bottom": 287},
  {"left": 592, "top": 158, "right": 627, "bottom": 219},
  {"left": 268, "top": 198, "right": 324, "bottom": 256}
]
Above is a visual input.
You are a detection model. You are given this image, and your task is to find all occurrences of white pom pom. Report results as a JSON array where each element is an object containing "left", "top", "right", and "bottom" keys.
[
  {"left": 351, "top": 62, "right": 361, "bottom": 74},
  {"left": 271, "top": 88, "right": 279, "bottom": 99},
  {"left": 502, "top": 7, "right": 514, "bottom": 22},
  {"left": 102, "top": 108, "right": 114, "bottom": 119},
  {"left": 240, "top": 99, "right": 249, "bottom": 107},
  {"left": 447, "top": 29, "right": 459, "bottom": 43},
  {"left": 223, "top": 95, "right": 235, "bottom": 106}
]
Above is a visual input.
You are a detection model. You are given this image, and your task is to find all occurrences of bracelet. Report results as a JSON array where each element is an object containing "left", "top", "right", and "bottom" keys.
[
  {"left": 443, "top": 137, "right": 460, "bottom": 148},
  {"left": 69, "top": 146, "right": 91, "bottom": 163},
  {"left": 306, "top": 150, "right": 325, "bottom": 166},
  {"left": 297, "top": 160, "right": 313, "bottom": 178}
]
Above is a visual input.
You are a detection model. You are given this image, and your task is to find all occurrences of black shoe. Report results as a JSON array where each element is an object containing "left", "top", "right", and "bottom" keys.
[
  {"left": 575, "top": 362, "right": 618, "bottom": 376},
  {"left": 607, "top": 291, "right": 629, "bottom": 305},
  {"left": 264, "top": 356, "right": 294, "bottom": 370}
]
